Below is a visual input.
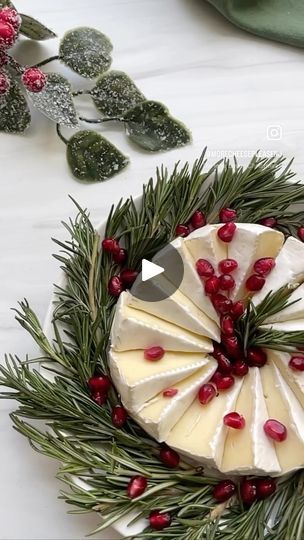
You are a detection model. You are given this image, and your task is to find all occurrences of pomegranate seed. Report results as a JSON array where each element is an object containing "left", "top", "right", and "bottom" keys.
[
  {"left": 230, "top": 300, "right": 245, "bottom": 320},
  {"left": 196, "top": 258, "right": 214, "bottom": 278},
  {"left": 149, "top": 510, "right": 172, "bottom": 530},
  {"left": 198, "top": 383, "right": 217, "bottom": 404},
  {"left": 218, "top": 258, "right": 238, "bottom": 274},
  {"left": 159, "top": 446, "right": 180, "bottom": 468},
  {"left": 102, "top": 237, "right": 120, "bottom": 253},
  {"left": 127, "top": 475, "right": 148, "bottom": 499},
  {"left": 240, "top": 478, "right": 257, "bottom": 505},
  {"left": 218, "top": 222, "right": 237, "bottom": 243},
  {"left": 88, "top": 375, "right": 111, "bottom": 394},
  {"left": 256, "top": 477, "right": 277, "bottom": 500},
  {"left": 92, "top": 392, "right": 107, "bottom": 406},
  {"left": 219, "top": 274, "right": 235, "bottom": 291},
  {"left": 205, "top": 276, "right": 220, "bottom": 295},
  {"left": 112, "top": 405, "right": 127, "bottom": 428},
  {"left": 254, "top": 257, "right": 276, "bottom": 277},
  {"left": 213, "top": 479, "right": 236, "bottom": 502},
  {"left": 22, "top": 67, "right": 47, "bottom": 93},
  {"left": 120, "top": 268, "right": 138, "bottom": 286},
  {"left": 246, "top": 274, "right": 265, "bottom": 292},
  {"left": 144, "top": 346, "right": 165, "bottom": 361},
  {"left": 224, "top": 412, "right": 246, "bottom": 429},
  {"left": 0, "top": 21, "right": 16, "bottom": 48},
  {"left": 297, "top": 226, "right": 304, "bottom": 242},
  {"left": 0, "top": 7, "right": 21, "bottom": 31},
  {"left": 219, "top": 208, "right": 237, "bottom": 223},
  {"left": 211, "top": 371, "right": 235, "bottom": 390},
  {"left": 289, "top": 356, "right": 304, "bottom": 371},
  {"left": 259, "top": 217, "right": 277, "bottom": 228},
  {"left": 222, "top": 335, "right": 241, "bottom": 358},
  {"left": 212, "top": 293, "right": 233, "bottom": 314},
  {"left": 233, "top": 359, "right": 249, "bottom": 377},
  {"left": 175, "top": 224, "right": 190, "bottom": 237},
  {"left": 220, "top": 315, "right": 234, "bottom": 336},
  {"left": 190, "top": 210, "right": 206, "bottom": 229},
  {"left": 163, "top": 388, "right": 179, "bottom": 398},
  {"left": 113, "top": 247, "right": 127, "bottom": 264},
  {"left": 247, "top": 347, "right": 267, "bottom": 367},
  {"left": 108, "top": 275, "right": 123, "bottom": 297},
  {"left": 213, "top": 344, "right": 233, "bottom": 373},
  {"left": 264, "top": 419, "right": 287, "bottom": 442},
  {"left": 0, "top": 71, "right": 10, "bottom": 95}
]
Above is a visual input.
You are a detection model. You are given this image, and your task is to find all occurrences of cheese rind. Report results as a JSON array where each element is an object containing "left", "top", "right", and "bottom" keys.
[
  {"left": 265, "top": 283, "right": 304, "bottom": 323},
  {"left": 270, "top": 349, "right": 304, "bottom": 407}
]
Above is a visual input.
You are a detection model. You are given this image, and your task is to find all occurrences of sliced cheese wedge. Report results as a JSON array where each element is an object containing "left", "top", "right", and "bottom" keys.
[
  {"left": 264, "top": 283, "right": 304, "bottom": 324},
  {"left": 227, "top": 223, "right": 284, "bottom": 301},
  {"left": 134, "top": 360, "right": 217, "bottom": 441},
  {"left": 184, "top": 224, "right": 228, "bottom": 269},
  {"left": 111, "top": 292, "right": 212, "bottom": 352},
  {"left": 109, "top": 349, "right": 210, "bottom": 411},
  {"left": 270, "top": 349, "right": 304, "bottom": 408},
  {"left": 167, "top": 378, "right": 242, "bottom": 469},
  {"left": 261, "top": 319, "right": 304, "bottom": 332},
  {"left": 273, "top": 364, "right": 304, "bottom": 444}
]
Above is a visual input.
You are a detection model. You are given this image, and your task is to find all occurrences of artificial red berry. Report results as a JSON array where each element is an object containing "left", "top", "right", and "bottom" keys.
[
  {"left": 289, "top": 356, "right": 304, "bottom": 371},
  {"left": 240, "top": 478, "right": 257, "bottom": 505},
  {"left": 159, "top": 446, "right": 180, "bottom": 468},
  {"left": 0, "top": 70, "right": 10, "bottom": 95},
  {"left": 264, "top": 419, "right": 287, "bottom": 442},
  {"left": 224, "top": 412, "right": 246, "bottom": 429},
  {"left": 190, "top": 210, "right": 206, "bottom": 229},
  {"left": 213, "top": 479, "right": 236, "bottom": 502},
  {"left": 0, "top": 51, "right": 8, "bottom": 67},
  {"left": 0, "top": 21, "right": 16, "bottom": 49},
  {"left": 219, "top": 274, "right": 235, "bottom": 291},
  {"left": 113, "top": 247, "right": 127, "bottom": 264},
  {"left": 222, "top": 335, "right": 241, "bottom": 358},
  {"left": 144, "top": 346, "right": 165, "bottom": 361},
  {"left": 22, "top": 67, "right": 47, "bottom": 93},
  {"left": 108, "top": 275, "right": 123, "bottom": 297},
  {"left": 88, "top": 375, "right": 111, "bottom": 394},
  {"left": 163, "top": 388, "right": 179, "bottom": 398},
  {"left": 127, "top": 475, "right": 148, "bottom": 499},
  {"left": 218, "top": 258, "right": 238, "bottom": 274},
  {"left": 218, "top": 222, "right": 237, "bottom": 243},
  {"left": 219, "top": 208, "right": 237, "bottom": 223},
  {"left": 205, "top": 276, "right": 220, "bottom": 295},
  {"left": 220, "top": 315, "right": 234, "bottom": 336},
  {"left": 247, "top": 347, "right": 267, "bottom": 367},
  {"left": 149, "top": 510, "right": 172, "bottom": 530},
  {"left": 259, "top": 217, "right": 277, "bottom": 228},
  {"left": 111, "top": 405, "right": 127, "bottom": 428},
  {"left": 246, "top": 274, "right": 265, "bottom": 292},
  {"left": 254, "top": 257, "right": 276, "bottom": 277},
  {"left": 211, "top": 371, "right": 235, "bottom": 390},
  {"left": 198, "top": 383, "right": 217, "bottom": 404},
  {"left": 297, "top": 226, "right": 304, "bottom": 242},
  {"left": 102, "top": 237, "right": 120, "bottom": 253},
  {"left": 256, "top": 477, "right": 277, "bottom": 500},
  {"left": 92, "top": 392, "right": 107, "bottom": 406},
  {"left": 212, "top": 293, "right": 232, "bottom": 314},
  {"left": 196, "top": 258, "right": 214, "bottom": 278},
  {"left": 120, "top": 268, "right": 138, "bottom": 287},
  {"left": 231, "top": 300, "right": 245, "bottom": 320},
  {"left": 0, "top": 7, "right": 21, "bottom": 31},
  {"left": 232, "top": 359, "right": 249, "bottom": 377},
  {"left": 175, "top": 224, "right": 190, "bottom": 237}
]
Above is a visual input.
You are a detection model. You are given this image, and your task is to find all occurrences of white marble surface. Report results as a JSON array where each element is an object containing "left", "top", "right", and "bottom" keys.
[{"left": 1, "top": 0, "right": 304, "bottom": 538}]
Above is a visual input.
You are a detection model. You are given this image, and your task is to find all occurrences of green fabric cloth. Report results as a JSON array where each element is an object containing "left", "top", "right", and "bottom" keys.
[{"left": 206, "top": 0, "right": 304, "bottom": 48}]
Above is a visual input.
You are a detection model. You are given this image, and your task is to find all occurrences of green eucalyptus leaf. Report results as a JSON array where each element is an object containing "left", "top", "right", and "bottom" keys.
[
  {"left": 90, "top": 71, "right": 146, "bottom": 117},
  {"left": 0, "top": 0, "right": 15, "bottom": 7},
  {"left": 60, "top": 27, "right": 112, "bottom": 79},
  {"left": 0, "top": 80, "right": 31, "bottom": 133},
  {"left": 67, "top": 130, "right": 129, "bottom": 182},
  {"left": 123, "top": 100, "right": 191, "bottom": 152},
  {"left": 28, "top": 73, "right": 78, "bottom": 127},
  {"left": 19, "top": 14, "right": 56, "bottom": 40}
]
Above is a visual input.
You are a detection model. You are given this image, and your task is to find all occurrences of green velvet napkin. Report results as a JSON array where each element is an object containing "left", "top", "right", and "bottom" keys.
[{"left": 206, "top": 0, "right": 304, "bottom": 48}]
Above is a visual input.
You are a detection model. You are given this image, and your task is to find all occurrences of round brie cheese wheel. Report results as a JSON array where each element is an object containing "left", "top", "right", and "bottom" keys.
[{"left": 109, "top": 223, "right": 304, "bottom": 476}]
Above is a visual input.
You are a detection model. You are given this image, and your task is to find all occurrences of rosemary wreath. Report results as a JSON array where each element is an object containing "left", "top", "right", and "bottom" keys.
[{"left": 1, "top": 150, "right": 304, "bottom": 539}]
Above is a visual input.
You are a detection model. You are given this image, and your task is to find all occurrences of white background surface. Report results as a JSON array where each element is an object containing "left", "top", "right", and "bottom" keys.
[{"left": 1, "top": 0, "right": 304, "bottom": 538}]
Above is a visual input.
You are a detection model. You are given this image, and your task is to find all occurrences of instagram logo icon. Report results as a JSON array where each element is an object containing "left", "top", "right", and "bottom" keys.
[{"left": 266, "top": 125, "right": 282, "bottom": 140}]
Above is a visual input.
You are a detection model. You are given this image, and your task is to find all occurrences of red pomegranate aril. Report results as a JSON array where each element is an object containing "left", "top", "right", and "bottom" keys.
[
  {"left": 159, "top": 446, "right": 180, "bottom": 468},
  {"left": 219, "top": 274, "right": 235, "bottom": 291},
  {"left": 247, "top": 347, "right": 267, "bottom": 367},
  {"left": 217, "top": 353, "right": 233, "bottom": 374},
  {"left": 175, "top": 224, "right": 190, "bottom": 237},
  {"left": 233, "top": 360, "right": 249, "bottom": 377},
  {"left": 219, "top": 208, "right": 237, "bottom": 223},
  {"left": 297, "top": 226, "right": 304, "bottom": 242},
  {"left": 213, "top": 479, "right": 236, "bottom": 502},
  {"left": 144, "top": 346, "right": 165, "bottom": 361},
  {"left": 264, "top": 419, "right": 287, "bottom": 442},
  {"left": 190, "top": 210, "right": 206, "bottom": 229},
  {"left": 205, "top": 276, "right": 220, "bottom": 295},
  {"left": 163, "top": 388, "right": 179, "bottom": 398},
  {"left": 127, "top": 475, "right": 148, "bottom": 499},
  {"left": 112, "top": 405, "right": 127, "bottom": 428},
  {"left": 240, "top": 478, "right": 258, "bottom": 505},
  {"left": 222, "top": 335, "right": 241, "bottom": 358},
  {"left": 259, "top": 217, "right": 277, "bottom": 228},
  {"left": 88, "top": 375, "right": 111, "bottom": 394},
  {"left": 254, "top": 257, "right": 276, "bottom": 277},
  {"left": 102, "top": 237, "right": 120, "bottom": 253},
  {"left": 92, "top": 392, "right": 107, "bottom": 406},
  {"left": 113, "top": 247, "right": 127, "bottom": 264},
  {"left": 256, "top": 477, "right": 277, "bottom": 500},
  {"left": 196, "top": 258, "right": 214, "bottom": 278},
  {"left": 224, "top": 412, "right": 246, "bottom": 429},
  {"left": 289, "top": 356, "right": 304, "bottom": 371},
  {"left": 212, "top": 293, "right": 233, "bottom": 314},
  {"left": 231, "top": 300, "right": 245, "bottom": 320},
  {"left": 108, "top": 275, "right": 123, "bottom": 297},
  {"left": 218, "top": 222, "right": 237, "bottom": 243},
  {"left": 120, "top": 268, "right": 138, "bottom": 286},
  {"left": 246, "top": 274, "right": 265, "bottom": 292},
  {"left": 211, "top": 371, "right": 235, "bottom": 390},
  {"left": 149, "top": 510, "right": 172, "bottom": 530},
  {"left": 220, "top": 315, "right": 234, "bottom": 336},
  {"left": 198, "top": 383, "right": 217, "bottom": 405},
  {"left": 219, "top": 258, "right": 238, "bottom": 274}
]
